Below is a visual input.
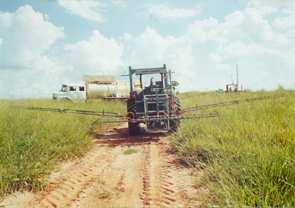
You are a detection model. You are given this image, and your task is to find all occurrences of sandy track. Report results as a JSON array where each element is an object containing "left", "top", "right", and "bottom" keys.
[{"left": 0, "top": 126, "right": 207, "bottom": 208}]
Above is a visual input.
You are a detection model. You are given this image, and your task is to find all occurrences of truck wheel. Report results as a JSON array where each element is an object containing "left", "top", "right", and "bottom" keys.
[
  {"left": 61, "top": 98, "right": 73, "bottom": 102},
  {"left": 128, "top": 122, "right": 141, "bottom": 136}
]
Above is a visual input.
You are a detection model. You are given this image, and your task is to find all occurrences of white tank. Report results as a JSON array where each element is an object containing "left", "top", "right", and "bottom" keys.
[
  {"left": 84, "top": 75, "right": 130, "bottom": 98},
  {"left": 114, "top": 80, "right": 129, "bottom": 97},
  {"left": 87, "top": 81, "right": 129, "bottom": 98}
]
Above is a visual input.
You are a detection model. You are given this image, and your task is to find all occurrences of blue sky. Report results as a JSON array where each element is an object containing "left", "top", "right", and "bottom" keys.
[{"left": 0, "top": 0, "right": 294, "bottom": 98}]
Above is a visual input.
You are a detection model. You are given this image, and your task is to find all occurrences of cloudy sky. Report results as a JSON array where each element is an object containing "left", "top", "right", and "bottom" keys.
[{"left": 0, "top": 0, "right": 294, "bottom": 98}]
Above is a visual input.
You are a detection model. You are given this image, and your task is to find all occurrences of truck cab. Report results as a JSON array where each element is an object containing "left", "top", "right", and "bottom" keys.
[{"left": 52, "top": 84, "right": 86, "bottom": 101}]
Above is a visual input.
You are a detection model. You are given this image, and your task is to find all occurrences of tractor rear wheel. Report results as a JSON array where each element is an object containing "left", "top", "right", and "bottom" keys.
[
  {"left": 170, "top": 97, "right": 181, "bottom": 132},
  {"left": 170, "top": 119, "right": 180, "bottom": 132},
  {"left": 128, "top": 122, "right": 141, "bottom": 136}
]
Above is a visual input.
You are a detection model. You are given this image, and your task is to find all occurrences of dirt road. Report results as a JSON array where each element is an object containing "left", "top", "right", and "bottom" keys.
[{"left": 0, "top": 126, "right": 207, "bottom": 208}]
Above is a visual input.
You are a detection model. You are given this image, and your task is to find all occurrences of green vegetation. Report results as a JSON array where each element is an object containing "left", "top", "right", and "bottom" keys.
[
  {"left": 1, "top": 90, "right": 294, "bottom": 207},
  {"left": 171, "top": 90, "right": 295, "bottom": 207},
  {"left": 0, "top": 99, "right": 123, "bottom": 196},
  {"left": 123, "top": 148, "right": 138, "bottom": 155}
]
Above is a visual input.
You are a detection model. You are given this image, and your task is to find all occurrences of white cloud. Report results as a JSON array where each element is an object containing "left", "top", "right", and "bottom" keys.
[
  {"left": 149, "top": 5, "right": 200, "bottom": 19},
  {"left": 0, "top": 58, "right": 70, "bottom": 98},
  {"left": 64, "top": 30, "right": 123, "bottom": 76},
  {"left": 248, "top": 0, "right": 295, "bottom": 9},
  {"left": 121, "top": 1, "right": 295, "bottom": 91},
  {"left": 121, "top": 27, "right": 237, "bottom": 91},
  {"left": 1, "top": 1, "right": 295, "bottom": 98},
  {"left": 38, "top": 0, "right": 295, "bottom": 92},
  {"left": 187, "top": 2, "right": 295, "bottom": 89},
  {"left": 0, "top": 5, "right": 125, "bottom": 98},
  {"left": 188, "top": 17, "right": 220, "bottom": 43},
  {"left": 0, "top": 5, "right": 64, "bottom": 69},
  {"left": 272, "top": 15, "right": 295, "bottom": 39},
  {"left": 0, "top": 5, "right": 66, "bottom": 98},
  {"left": 57, "top": 0, "right": 105, "bottom": 23},
  {"left": 121, "top": 27, "right": 196, "bottom": 90},
  {"left": 188, "top": 8, "right": 275, "bottom": 45}
]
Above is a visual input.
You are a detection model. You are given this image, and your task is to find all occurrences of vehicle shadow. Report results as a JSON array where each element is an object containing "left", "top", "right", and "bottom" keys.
[{"left": 93, "top": 127, "right": 165, "bottom": 147}]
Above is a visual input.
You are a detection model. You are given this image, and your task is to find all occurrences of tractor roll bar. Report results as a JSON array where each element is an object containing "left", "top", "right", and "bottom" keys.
[{"left": 128, "top": 64, "right": 168, "bottom": 92}]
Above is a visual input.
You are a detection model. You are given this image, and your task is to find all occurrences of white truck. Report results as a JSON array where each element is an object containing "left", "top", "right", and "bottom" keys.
[
  {"left": 52, "top": 76, "right": 130, "bottom": 101},
  {"left": 52, "top": 84, "right": 86, "bottom": 101}
]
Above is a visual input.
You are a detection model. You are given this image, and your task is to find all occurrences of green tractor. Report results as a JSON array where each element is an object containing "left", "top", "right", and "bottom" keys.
[{"left": 127, "top": 64, "right": 181, "bottom": 135}]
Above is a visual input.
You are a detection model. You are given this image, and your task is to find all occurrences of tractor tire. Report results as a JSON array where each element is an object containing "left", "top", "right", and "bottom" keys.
[
  {"left": 128, "top": 122, "right": 141, "bottom": 136},
  {"left": 170, "top": 119, "right": 180, "bottom": 132},
  {"left": 169, "top": 97, "right": 181, "bottom": 132}
]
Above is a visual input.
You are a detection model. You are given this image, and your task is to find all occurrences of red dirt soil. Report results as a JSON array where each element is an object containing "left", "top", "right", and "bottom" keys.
[{"left": 0, "top": 125, "right": 208, "bottom": 208}]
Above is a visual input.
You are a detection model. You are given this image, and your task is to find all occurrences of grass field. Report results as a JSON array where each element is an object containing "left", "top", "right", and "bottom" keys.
[
  {"left": 0, "top": 99, "right": 124, "bottom": 196},
  {"left": 1, "top": 91, "right": 294, "bottom": 207},
  {"left": 171, "top": 90, "right": 295, "bottom": 207}
]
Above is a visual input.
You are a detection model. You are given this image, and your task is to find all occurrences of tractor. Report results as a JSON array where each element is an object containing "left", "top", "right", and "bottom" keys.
[{"left": 127, "top": 64, "right": 181, "bottom": 135}]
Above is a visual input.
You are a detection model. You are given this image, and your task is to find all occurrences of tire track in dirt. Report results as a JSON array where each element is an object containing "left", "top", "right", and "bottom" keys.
[
  {"left": 139, "top": 138, "right": 207, "bottom": 208},
  {"left": 141, "top": 144, "right": 151, "bottom": 207},
  {"left": 140, "top": 140, "right": 183, "bottom": 208},
  {"left": 0, "top": 126, "right": 208, "bottom": 208},
  {"left": 32, "top": 146, "right": 118, "bottom": 208},
  {"left": 156, "top": 147, "right": 178, "bottom": 208}
]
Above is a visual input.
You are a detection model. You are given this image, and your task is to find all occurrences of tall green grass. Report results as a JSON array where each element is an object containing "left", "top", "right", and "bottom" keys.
[
  {"left": 171, "top": 91, "right": 295, "bottom": 207},
  {"left": 0, "top": 99, "right": 123, "bottom": 196}
]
